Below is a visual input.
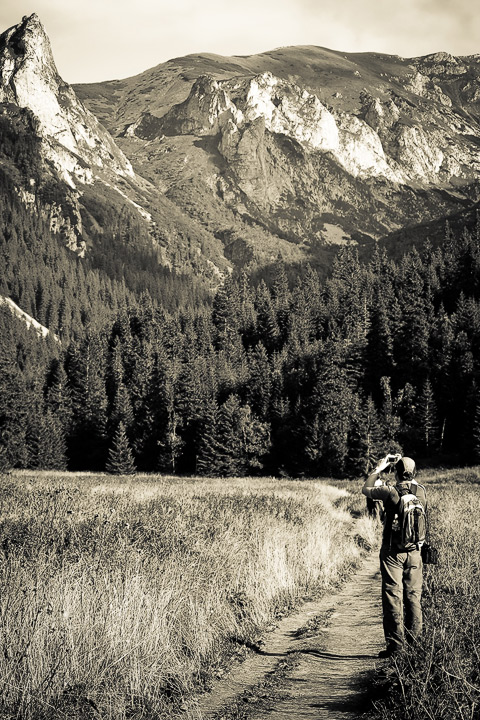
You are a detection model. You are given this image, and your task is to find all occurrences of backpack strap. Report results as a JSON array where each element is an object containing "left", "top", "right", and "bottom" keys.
[
  {"left": 414, "top": 496, "right": 419, "bottom": 545},
  {"left": 387, "top": 486, "right": 400, "bottom": 551}
]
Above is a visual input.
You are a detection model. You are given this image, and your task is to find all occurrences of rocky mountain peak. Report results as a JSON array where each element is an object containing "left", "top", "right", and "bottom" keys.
[
  {"left": 0, "top": 14, "right": 61, "bottom": 123},
  {"left": 2, "top": 14, "right": 57, "bottom": 76},
  {"left": 99, "top": 45, "right": 480, "bottom": 254},
  {"left": 3, "top": 14, "right": 480, "bottom": 276},
  {"left": 0, "top": 13, "right": 134, "bottom": 189}
]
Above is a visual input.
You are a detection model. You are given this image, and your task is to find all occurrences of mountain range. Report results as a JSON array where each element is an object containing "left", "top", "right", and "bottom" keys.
[{"left": 1, "top": 13, "right": 480, "bottom": 286}]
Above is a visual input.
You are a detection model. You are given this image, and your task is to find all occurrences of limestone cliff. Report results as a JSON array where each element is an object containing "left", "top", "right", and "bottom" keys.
[
  {"left": 0, "top": 14, "right": 230, "bottom": 281},
  {"left": 3, "top": 12, "right": 480, "bottom": 275},
  {"left": 0, "top": 14, "right": 133, "bottom": 189},
  {"left": 114, "top": 53, "right": 480, "bottom": 247}
]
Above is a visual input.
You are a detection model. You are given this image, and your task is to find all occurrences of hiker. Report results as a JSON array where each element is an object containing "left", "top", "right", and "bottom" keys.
[{"left": 362, "top": 454, "right": 427, "bottom": 658}]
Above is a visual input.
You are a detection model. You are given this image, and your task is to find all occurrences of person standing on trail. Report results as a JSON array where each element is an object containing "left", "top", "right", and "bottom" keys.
[{"left": 362, "top": 454, "right": 427, "bottom": 658}]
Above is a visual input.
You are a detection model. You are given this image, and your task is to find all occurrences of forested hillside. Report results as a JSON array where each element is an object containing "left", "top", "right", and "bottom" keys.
[{"left": 1, "top": 201, "right": 480, "bottom": 474}]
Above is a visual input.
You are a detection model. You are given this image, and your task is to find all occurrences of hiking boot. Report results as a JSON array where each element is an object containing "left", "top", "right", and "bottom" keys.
[{"left": 378, "top": 644, "right": 401, "bottom": 658}]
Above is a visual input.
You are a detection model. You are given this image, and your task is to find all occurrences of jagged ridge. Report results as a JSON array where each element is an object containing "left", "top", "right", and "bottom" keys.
[{"left": 75, "top": 44, "right": 480, "bottom": 253}]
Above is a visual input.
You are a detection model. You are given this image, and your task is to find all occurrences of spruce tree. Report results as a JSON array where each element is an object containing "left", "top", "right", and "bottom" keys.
[
  {"left": 415, "top": 378, "right": 438, "bottom": 456},
  {"left": 211, "top": 275, "right": 241, "bottom": 352},
  {"left": 108, "top": 337, "right": 134, "bottom": 432},
  {"left": 196, "top": 397, "right": 219, "bottom": 476},
  {"left": 106, "top": 422, "right": 136, "bottom": 475},
  {"left": 395, "top": 248, "right": 430, "bottom": 383},
  {"left": 366, "top": 285, "right": 394, "bottom": 395},
  {"left": 379, "top": 376, "right": 401, "bottom": 449},
  {"left": 156, "top": 356, "right": 185, "bottom": 473},
  {"left": 29, "top": 409, "right": 67, "bottom": 470},
  {"left": 66, "top": 331, "right": 109, "bottom": 469},
  {"left": 472, "top": 404, "right": 480, "bottom": 463},
  {"left": 45, "top": 358, "right": 72, "bottom": 438},
  {"left": 0, "top": 312, "right": 30, "bottom": 469},
  {"left": 271, "top": 260, "right": 291, "bottom": 342},
  {"left": 255, "top": 281, "right": 280, "bottom": 352},
  {"left": 347, "top": 395, "right": 384, "bottom": 477},
  {"left": 237, "top": 403, "right": 271, "bottom": 473},
  {"left": 306, "top": 340, "right": 352, "bottom": 475},
  {"left": 210, "top": 394, "right": 244, "bottom": 476},
  {"left": 197, "top": 395, "right": 270, "bottom": 477},
  {"left": 246, "top": 342, "right": 272, "bottom": 418}
]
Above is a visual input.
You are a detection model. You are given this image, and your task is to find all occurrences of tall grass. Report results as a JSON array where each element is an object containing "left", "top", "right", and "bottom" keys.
[
  {"left": 0, "top": 472, "right": 375, "bottom": 719},
  {"left": 370, "top": 467, "right": 480, "bottom": 720}
]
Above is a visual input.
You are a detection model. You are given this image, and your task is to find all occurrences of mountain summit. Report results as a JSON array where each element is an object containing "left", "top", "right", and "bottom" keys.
[
  {"left": 0, "top": 14, "right": 134, "bottom": 187},
  {"left": 1, "top": 14, "right": 480, "bottom": 277},
  {"left": 76, "top": 44, "right": 480, "bottom": 257}
]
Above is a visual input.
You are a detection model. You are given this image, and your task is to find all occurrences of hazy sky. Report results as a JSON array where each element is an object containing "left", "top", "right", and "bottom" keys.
[{"left": 1, "top": 0, "right": 478, "bottom": 84}]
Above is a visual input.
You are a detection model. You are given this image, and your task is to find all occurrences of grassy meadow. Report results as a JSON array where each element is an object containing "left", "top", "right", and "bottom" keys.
[
  {"left": 370, "top": 467, "right": 480, "bottom": 720},
  {"left": 0, "top": 471, "right": 375, "bottom": 720}
]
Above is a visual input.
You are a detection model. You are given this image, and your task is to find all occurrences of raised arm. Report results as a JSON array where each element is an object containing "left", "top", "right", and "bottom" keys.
[{"left": 362, "top": 454, "right": 401, "bottom": 497}]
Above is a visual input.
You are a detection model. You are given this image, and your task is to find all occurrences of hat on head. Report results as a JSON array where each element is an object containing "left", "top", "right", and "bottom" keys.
[{"left": 395, "top": 456, "right": 416, "bottom": 481}]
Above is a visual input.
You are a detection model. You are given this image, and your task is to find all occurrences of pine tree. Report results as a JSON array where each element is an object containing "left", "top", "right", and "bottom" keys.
[
  {"left": 196, "top": 397, "right": 220, "bottom": 476},
  {"left": 472, "top": 404, "right": 480, "bottom": 463},
  {"left": 415, "top": 378, "right": 438, "bottom": 456},
  {"left": 106, "top": 422, "right": 136, "bottom": 475},
  {"left": 29, "top": 408, "right": 67, "bottom": 470},
  {"left": 246, "top": 342, "right": 272, "bottom": 419},
  {"left": 306, "top": 341, "right": 353, "bottom": 475},
  {"left": 66, "top": 331, "right": 109, "bottom": 469},
  {"left": 347, "top": 395, "right": 384, "bottom": 477}
]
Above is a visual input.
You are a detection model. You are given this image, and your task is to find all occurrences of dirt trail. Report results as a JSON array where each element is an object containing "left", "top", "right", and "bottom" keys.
[{"left": 196, "top": 551, "right": 385, "bottom": 719}]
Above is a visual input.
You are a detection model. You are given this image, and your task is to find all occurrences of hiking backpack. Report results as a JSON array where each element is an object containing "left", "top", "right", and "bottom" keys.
[{"left": 392, "top": 482, "right": 426, "bottom": 551}]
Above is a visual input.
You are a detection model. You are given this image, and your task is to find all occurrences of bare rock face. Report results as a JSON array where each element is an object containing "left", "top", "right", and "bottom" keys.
[
  {"left": 0, "top": 14, "right": 134, "bottom": 189},
  {"left": 0, "top": 14, "right": 162, "bottom": 263},
  {"left": 119, "top": 57, "right": 480, "bottom": 246},
  {"left": 129, "top": 61, "right": 480, "bottom": 197},
  {"left": 142, "top": 71, "right": 398, "bottom": 181},
  {"left": 3, "top": 14, "right": 480, "bottom": 271}
]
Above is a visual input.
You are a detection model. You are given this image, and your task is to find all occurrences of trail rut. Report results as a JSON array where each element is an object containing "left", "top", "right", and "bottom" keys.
[{"left": 196, "top": 551, "right": 385, "bottom": 719}]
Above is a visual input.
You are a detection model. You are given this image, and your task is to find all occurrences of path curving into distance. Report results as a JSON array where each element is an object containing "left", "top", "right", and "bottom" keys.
[{"left": 196, "top": 551, "right": 385, "bottom": 719}]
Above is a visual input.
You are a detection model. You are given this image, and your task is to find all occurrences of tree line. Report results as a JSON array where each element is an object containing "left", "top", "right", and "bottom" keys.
[{"left": 1, "top": 214, "right": 480, "bottom": 476}]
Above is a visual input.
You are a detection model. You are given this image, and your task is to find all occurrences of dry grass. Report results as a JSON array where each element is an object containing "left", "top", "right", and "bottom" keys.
[
  {"left": 369, "top": 467, "right": 480, "bottom": 720},
  {"left": 0, "top": 472, "right": 375, "bottom": 720}
]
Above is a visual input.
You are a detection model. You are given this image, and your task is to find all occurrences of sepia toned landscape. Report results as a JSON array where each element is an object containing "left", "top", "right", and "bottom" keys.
[{"left": 0, "top": 5, "right": 479, "bottom": 719}]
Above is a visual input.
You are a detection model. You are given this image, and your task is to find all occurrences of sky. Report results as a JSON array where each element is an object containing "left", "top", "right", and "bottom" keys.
[{"left": 0, "top": 0, "right": 479, "bottom": 84}]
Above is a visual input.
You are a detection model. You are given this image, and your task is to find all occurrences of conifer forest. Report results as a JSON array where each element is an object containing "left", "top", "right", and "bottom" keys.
[{"left": 1, "top": 174, "right": 480, "bottom": 477}]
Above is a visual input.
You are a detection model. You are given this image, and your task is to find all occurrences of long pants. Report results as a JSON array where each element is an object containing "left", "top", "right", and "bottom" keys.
[{"left": 379, "top": 546, "right": 423, "bottom": 649}]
